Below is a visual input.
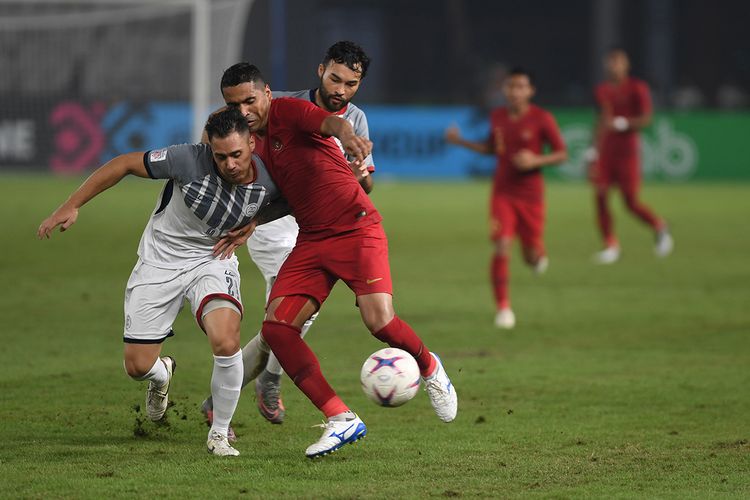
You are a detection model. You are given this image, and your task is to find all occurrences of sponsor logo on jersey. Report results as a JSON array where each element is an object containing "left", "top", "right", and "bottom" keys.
[
  {"left": 272, "top": 138, "right": 283, "bottom": 151},
  {"left": 149, "top": 148, "right": 168, "bottom": 162},
  {"left": 366, "top": 277, "right": 383, "bottom": 285}
]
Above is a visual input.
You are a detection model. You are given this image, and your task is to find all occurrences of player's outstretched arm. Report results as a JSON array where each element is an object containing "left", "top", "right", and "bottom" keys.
[
  {"left": 37, "top": 152, "right": 150, "bottom": 239},
  {"left": 320, "top": 115, "right": 372, "bottom": 164},
  {"left": 444, "top": 125, "right": 493, "bottom": 155}
]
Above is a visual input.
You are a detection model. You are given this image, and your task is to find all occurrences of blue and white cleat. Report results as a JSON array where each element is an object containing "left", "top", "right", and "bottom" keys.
[
  {"left": 305, "top": 413, "right": 367, "bottom": 458},
  {"left": 423, "top": 353, "right": 458, "bottom": 422}
]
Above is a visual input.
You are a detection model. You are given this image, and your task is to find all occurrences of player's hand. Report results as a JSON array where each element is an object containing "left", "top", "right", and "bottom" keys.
[
  {"left": 609, "top": 116, "right": 629, "bottom": 132},
  {"left": 444, "top": 125, "right": 462, "bottom": 144},
  {"left": 37, "top": 206, "right": 79, "bottom": 239},
  {"left": 349, "top": 160, "right": 370, "bottom": 181},
  {"left": 340, "top": 135, "right": 372, "bottom": 164},
  {"left": 512, "top": 149, "right": 539, "bottom": 171},
  {"left": 212, "top": 220, "right": 258, "bottom": 259}
]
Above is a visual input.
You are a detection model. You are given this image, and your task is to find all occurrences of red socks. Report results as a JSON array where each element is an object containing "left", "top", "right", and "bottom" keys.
[
  {"left": 261, "top": 320, "right": 348, "bottom": 418},
  {"left": 595, "top": 191, "right": 616, "bottom": 246},
  {"left": 622, "top": 192, "right": 662, "bottom": 230},
  {"left": 491, "top": 254, "right": 510, "bottom": 310},
  {"left": 373, "top": 316, "right": 436, "bottom": 377}
]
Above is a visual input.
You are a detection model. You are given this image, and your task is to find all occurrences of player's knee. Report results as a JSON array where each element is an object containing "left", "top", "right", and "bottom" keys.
[
  {"left": 212, "top": 336, "right": 240, "bottom": 357},
  {"left": 361, "top": 305, "right": 395, "bottom": 333},
  {"left": 495, "top": 239, "right": 512, "bottom": 257},
  {"left": 123, "top": 356, "right": 153, "bottom": 380}
]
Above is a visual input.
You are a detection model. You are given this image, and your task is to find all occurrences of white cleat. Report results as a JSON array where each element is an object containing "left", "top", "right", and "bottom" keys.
[
  {"left": 593, "top": 246, "right": 621, "bottom": 265},
  {"left": 423, "top": 353, "right": 458, "bottom": 423},
  {"left": 207, "top": 429, "right": 240, "bottom": 456},
  {"left": 305, "top": 413, "right": 367, "bottom": 458},
  {"left": 146, "top": 356, "right": 175, "bottom": 422},
  {"left": 654, "top": 228, "right": 673, "bottom": 257},
  {"left": 494, "top": 308, "right": 516, "bottom": 329},
  {"left": 533, "top": 256, "right": 549, "bottom": 275}
]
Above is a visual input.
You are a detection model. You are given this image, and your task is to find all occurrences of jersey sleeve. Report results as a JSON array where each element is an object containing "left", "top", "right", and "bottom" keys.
[
  {"left": 143, "top": 144, "right": 208, "bottom": 183},
  {"left": 635, "top": 81, "right": 653, "bottom": 116},
  {"left": 541, "top": 112, "right": 566, "bottom": 152},
  {"left": 349, "top": 108, "right": 375, "bottom": 172},
  {"left": 274, "top": 97, "right": 329, "bottom": 135}
]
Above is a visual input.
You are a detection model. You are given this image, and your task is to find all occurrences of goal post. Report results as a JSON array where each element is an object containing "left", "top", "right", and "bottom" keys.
[{"left": 0, "top": 0, "right": 254, "bottom": 173}]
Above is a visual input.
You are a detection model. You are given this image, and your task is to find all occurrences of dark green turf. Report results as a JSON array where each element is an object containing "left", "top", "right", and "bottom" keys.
[{"left": 1, "top": 176, "right": 748, "bottom": 498}]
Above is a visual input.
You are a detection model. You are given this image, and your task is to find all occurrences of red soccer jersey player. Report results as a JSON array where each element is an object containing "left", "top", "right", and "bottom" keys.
[
  {"left": 215, "top": 63, "right": 458, "bottom": 458},
  {"left": 446, "top": 67, "right": 567, "bottom": 329},
  {"left": 588, "top": 48, "right": 673, "bottom": 264}
]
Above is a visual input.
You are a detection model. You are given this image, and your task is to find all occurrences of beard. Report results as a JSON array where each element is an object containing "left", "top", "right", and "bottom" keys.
[{"left": 318, "top": 83, "right": 348, "bottom": 112}]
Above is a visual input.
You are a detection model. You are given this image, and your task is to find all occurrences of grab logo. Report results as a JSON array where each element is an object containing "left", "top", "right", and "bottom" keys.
[{"left": 559, "top": 119, "right": 698, "bottom": 181}]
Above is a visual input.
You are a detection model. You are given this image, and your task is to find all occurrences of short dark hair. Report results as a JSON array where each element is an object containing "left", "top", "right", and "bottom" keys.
[
  {"left": 220, "top": 62, "right": 266, "bottom": 92},
  {"left": 204, "top": 107, "right": 249, "bottom": 141},
  {"left": 322, "top": 41, "right": 371, "bottom": 79},
  {"left": 508, "top": 66, "right": 535, "bottom": 86}
]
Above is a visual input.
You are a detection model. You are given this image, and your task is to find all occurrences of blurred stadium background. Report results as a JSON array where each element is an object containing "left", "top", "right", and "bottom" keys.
[
  {"left": 2, "top": 1, "right": 749, "bottom": 497},
  {"left": 1, "top": 0, "right": 749, "bottom": 180}
]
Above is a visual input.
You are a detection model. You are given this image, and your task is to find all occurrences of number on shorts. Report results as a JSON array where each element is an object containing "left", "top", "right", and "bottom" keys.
[{"left": 226, "top": 276, "right": 238, "bottom": 299}]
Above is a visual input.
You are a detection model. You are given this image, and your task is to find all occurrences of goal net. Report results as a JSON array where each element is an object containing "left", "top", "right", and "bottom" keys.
[{"left": 0, "top": 0, "right": 253, "bottom": 173}]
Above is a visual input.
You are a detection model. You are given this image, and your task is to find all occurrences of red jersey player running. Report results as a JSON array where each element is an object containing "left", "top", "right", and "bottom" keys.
[
  {"left": 587, "top": 48, "right": 673, "bottom": 264},
  {"left": 445, "top": 67, "right": 567, "bottom": 329},
  {"left": 217, "top": 63, "right": 457, "bottom": 458}
]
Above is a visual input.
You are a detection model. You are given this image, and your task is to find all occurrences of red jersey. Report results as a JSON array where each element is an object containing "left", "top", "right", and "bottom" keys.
[
  {"left": 595, "top": 77, "right": 651, "bottom": 157},
  {"left": 489, "top": 104, "right": 565, "bottom": 202},
  {"left": 257, "top": 97, "right": 381, "bottom": 239}
]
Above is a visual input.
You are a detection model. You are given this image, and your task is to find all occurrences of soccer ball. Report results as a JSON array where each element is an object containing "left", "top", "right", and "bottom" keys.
[{"left": 360, "top": 348, "right": 420, "bottom": 407}]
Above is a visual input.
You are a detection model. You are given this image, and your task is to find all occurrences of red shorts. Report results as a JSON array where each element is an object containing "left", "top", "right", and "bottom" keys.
[
  {"left": 268, "top": 222, "right": 393, "bottom": 307},
  {"left": 490, "top": 195, "right": 545, "bottom": 250},
  {"left": 591, "top": 154, "right": 641, "bottom": 194}
]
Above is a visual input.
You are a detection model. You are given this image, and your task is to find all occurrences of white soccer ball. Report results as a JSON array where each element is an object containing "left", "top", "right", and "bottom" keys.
[{"left": 360, "top": 348, "right": 420, "bottom": 407}]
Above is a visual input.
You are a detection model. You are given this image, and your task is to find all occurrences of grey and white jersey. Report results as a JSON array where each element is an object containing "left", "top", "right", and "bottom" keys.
[
  {"left": 273, "top": 89, "right": 375, "bottom": 169},
  {"left": 139, "top": 143, "right": 279, "bottom": 269}
]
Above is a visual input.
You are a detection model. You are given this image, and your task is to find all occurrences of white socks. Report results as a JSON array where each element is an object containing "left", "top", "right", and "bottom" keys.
[
  {"left": 263, "top": 314, "right": 315, "bottom": 376},
  {"left": 136, "top": 357, "right": 169, "bottom": 385},
  {"left": 240, "top": 333, "right": 271, "bottom": 387},
  {"left": 210, "top": 350, "right": 243, "bottom": 438}
]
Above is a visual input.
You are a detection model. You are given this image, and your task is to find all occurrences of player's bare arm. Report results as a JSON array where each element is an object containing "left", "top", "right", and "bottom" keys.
[
  {"left": 320, "top": 115, "right": 372, "bottom": 164},
  {"left": 37, "top": 152, "right": 149, "bottom": 239},
  {"left": 513, "top": 148, "right": 568, "bottom": 171},
  {"left": 444, "top": 125, "right": 493, "bottom": 155},
  {"left": 212, "top": 198, "right": 293, "bottom": 259}
]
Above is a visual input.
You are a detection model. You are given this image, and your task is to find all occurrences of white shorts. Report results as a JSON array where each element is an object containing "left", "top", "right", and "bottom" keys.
[
  {"left": 248, "top": 215, "right": 298, "bottom": 299},
  {"left": 123, "top": 258, "right": 242, "bottom": 344}
]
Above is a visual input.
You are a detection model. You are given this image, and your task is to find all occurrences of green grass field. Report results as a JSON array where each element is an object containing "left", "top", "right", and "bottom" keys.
[{"left": 1, "top": 177, "right": 748, "bottom": 498}]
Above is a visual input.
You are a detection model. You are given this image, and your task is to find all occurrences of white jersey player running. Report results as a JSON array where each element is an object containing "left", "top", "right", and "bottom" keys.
[
  {"left": 201, "top": 41, "right": 375, "bottom": 431},
  {"left": 38, "top": 108, "right": 283, "bottom": 456}
]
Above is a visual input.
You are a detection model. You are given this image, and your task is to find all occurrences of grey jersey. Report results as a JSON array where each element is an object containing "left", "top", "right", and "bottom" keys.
[
  {"left": 139, "top": 143, "right": 279, "bottom": 269},
  {"left": 273, "top": 89, "right": 375, "bottom": 169}
]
